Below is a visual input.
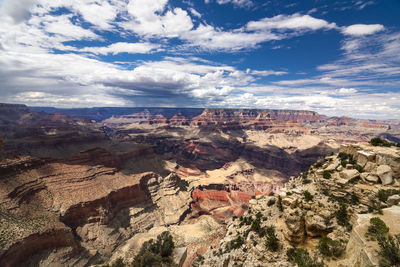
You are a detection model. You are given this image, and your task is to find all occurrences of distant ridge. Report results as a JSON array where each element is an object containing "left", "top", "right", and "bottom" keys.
[{"left": 29, "top": 106, "right": 322, "bottom": 122}]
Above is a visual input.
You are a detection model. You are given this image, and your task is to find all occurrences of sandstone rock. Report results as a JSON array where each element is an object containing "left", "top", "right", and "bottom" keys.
[
  {"left": 282, "top": 197, "right": 297, "bottom": 208},
  {"left": 363, "top": 161, "right": 376, "bottom": 173},
  {"left": 340, "top": 169, "right": 359, "bottom": 181},
  {"left": 283, "top": 209, "right": 305, "bottom": 244},
  {"left": 340, "top": 206, "right": 400, "bottom": 267},
  {"left": 387, "top": 194, "right": 400, "bottom": 206},
  {"left": 345, "top": 164, "right": 354, "bottom": 169},
  {"left": 356, "top": 150, "right": 375, "bottom": 167},
  {"left": 172, "top": 247, "right": 187, "bottom": 267},
  {"left": 325, "top": 161, "right": 339, "bottom": 172},
  {"left": 376, "top": 165, "right": 393, "bottom": 185},
  {"left": 365, "top": 174, "right": 380, "bottom": 183},
  {"left": 305, "top": 211, "right": 332, "bottom": 237}
]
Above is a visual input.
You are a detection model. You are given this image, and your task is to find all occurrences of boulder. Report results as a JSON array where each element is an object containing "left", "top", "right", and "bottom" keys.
[
  {"left": 387, "top": 194, "right": 400, "bottom": 206},
  {"left": 363, "top": 162, "right": 376, "bottom": 173},
  {"left": 305, "top": 211, "right": 332, "bottom": 237},
  {"left": 376, "top": 165, "right": 393, "bottom": 185},
  {"left": 356, "top": 150, "right": 375, "bottom": 167},
  {"left": 172, "top": 247, "right": 187, "bottom": 267},
  {"left": 325, "top": 161, "right": 339, "bottom": 172},
  {"left": 340, "top": 169, "right": 359, "bottom": 181},
  {"left": 365, "top": 174, "right": 380, "bottom": 183}
]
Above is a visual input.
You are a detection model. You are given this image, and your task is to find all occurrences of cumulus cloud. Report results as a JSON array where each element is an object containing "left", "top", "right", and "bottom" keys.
[{"left": 342, "top": 24, "right": 384, "bottom": 36}]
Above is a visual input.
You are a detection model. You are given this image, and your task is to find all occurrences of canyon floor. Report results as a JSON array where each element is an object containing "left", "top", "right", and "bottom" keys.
[{"left": 0, "top": 104, "right": 400, "bottom": 266}]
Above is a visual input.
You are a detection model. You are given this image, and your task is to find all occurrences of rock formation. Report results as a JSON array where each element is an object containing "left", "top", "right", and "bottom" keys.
[{"left": 199, "top": 143, "right": 400, "bottom": 266}]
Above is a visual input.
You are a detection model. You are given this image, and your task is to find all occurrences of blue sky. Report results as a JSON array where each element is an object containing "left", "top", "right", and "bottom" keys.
[{"left": 0, "top": 0, "right": 399, "bottom": 119}]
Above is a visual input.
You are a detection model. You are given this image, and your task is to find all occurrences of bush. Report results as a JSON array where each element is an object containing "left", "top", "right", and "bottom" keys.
[
  {"left": 366, "top": 217, "right": 389, "bottom": 241},
  {"left": 378, "top": 189, "right": 390, "bottom": 202},
  {"left": 102, "top": 258, "right": 126, "bottom": 267},
  {"left": 277, "top": 195, "right": 283, "bottom": 212},
  {"left": 265, "top": 226, "right": 280, "bottom": 252},
  {"left": 227, "top": 234, "right": 245, "bottom": 250},
  {"left": 287, "top": 247, "right": 324, "bottom": 267},
  {"left": 323, "top": 170, "right": 331, "bottom": 179},
  {"left": 315, "top": 161, "right": 323, "bottom": 168},
  {"left": 317, "top": 236, "right": 345, "bottom": 258},
  {"left": 338, "top": 152, "right": 349, "bottom": 160},
  {"left": 250, "top": 216, "right": 263, "bottom": 236},
  {"left": 335, "top": 203, "right": 349, "bottom": 227},
  {"left": 132, "top": 231, "right": 174, "bottom": 267},
  {"left": 377, "top": 234, "right": 400, "bottom": 267},
  {"left": 370, "top": 137, "right": 394, "bottom": 147},
  {"left": 341, "top": 159, "right": 348, "bottom": 167},
  {"left": 377, "top": 189, "right": 400, "bottom": 203},
  {"left": 354, "top": 164, "right": 364, "bottom": 173},
  {"left": 267, "top": 198, "right": 276, "bottom": 206},
  {"left": 303, "top": 190, "right": 314, "bottom": 202}
]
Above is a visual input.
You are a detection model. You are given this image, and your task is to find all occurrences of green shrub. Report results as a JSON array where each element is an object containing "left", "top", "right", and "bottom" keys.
[
  {"left": 265, "top": 226, "right": 280, "bottom": 251},
  {"left": 227, "top": 234, "right": 245, "bottom": 250},
  {"left": 132, "top": 231, "right": 174, "bottom": 267},
  {"left": 250, "top": 216, "right": 261, "bottom": 235},
  {"left": 302, "top": 179, "right": 312, "bottom": 184},
  {"left": 277, "top": 195, "right": 283, "bottom": 212},
  {"left": 287, "top": 247, "right": 324, "bottom": 267},
  {"left": 335, "top": 203, "right": 349, "bottom": 227},
  {"left": 370, "top": 137, "right": 394, "bottom": 147},
  {"left": 354, "top": 164, "right": 364, "bottom": 173},
  {"left": 377, "top": 234, "right": 400, "bottom": 267},
  {"left": 338, "top": 152, "right": 349, "bottom": 160},
  {"left": 366, "top": 217, "right": 389, "bottom": 241},
  {"left": 341, "top": 159, "right": 348, "bottom": 167},
  {"left": 377, "top": 189, "right": 400, "bottom": 202},
  {"left": 317, "top": 236, "right": 345, "bottom": 258},
  {"left": 303, "top": 191, "right": 314, "bottom": 202},
  {"left": 323, "top": 170, "right": 331, "bottom": 179},
  {"left": 102, "top": 257, "right": 126, "bottom": 267},
  {"left": 267, "top": 198, "right": 276, "bottom": 206},
  {"left": 315, "top": 161, "right": 323, "bottom": 168},
  {"left": 351, "top": 194, "right": 360, "bottom": 204},
  {"left": 348, "top": 155, "right": 357, "bottom": 165}
]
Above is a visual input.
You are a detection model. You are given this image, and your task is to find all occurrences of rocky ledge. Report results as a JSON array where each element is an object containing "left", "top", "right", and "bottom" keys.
[{"left": 198, "top": 143, "right": 400, "bottom": 267}]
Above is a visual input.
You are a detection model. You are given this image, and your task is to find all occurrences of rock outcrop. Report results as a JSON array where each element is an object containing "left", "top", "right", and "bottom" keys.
[
  {"left": 0, "top": 156, "right": 193, "bottom": 266},
  {"left": 199, "top": 143, "right": 400, "bottom": 267}
]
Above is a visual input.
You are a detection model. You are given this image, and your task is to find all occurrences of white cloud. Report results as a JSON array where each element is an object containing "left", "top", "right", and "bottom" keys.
[
  {"left": 124, "top": 0, "right": 193, "bottom": 38},
  {"left": 246, "top": 14, "right": 337, "bottom": 32},
  {"left": 81, "top": 42, "right": 161, "bottom": 55},
  {"left": 215, "top": 0, "right": 253, "bottom": 8},
  {"left": 0, "top": 0, "right": 37, "bottom": 23},
  {"left": 189, "top": 8, "right": 201, "bottom": 18},
  {"left": 342, "top": 24, "right": 384, "bottom": 36},
  {"left": 42, "top": 14, "right": 100, "bottom": 41},
  {"left": 192, "top": 86, "right": 234, "bottom": 98},
  {"left": 335, "top": 88, "right": 357, "bottom": 95},
  {"left": 250, "top": 70, "right": 288, "bottom": 76}
]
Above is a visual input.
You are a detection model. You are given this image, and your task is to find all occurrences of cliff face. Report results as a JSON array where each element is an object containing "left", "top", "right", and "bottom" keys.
[
  {"left": 0, "top": 156, "right": 193, "bottom": 266},
  {"left": 190, "top": 109, "right": 324, "bottom": 128},
  {"left": 199, "top": 143, "right": 400, "bottom": 267}
]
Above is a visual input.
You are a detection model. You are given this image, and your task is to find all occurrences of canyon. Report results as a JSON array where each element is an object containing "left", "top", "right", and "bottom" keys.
[{"left": 1, "top": 103, "right": 400, "bottom": 266}]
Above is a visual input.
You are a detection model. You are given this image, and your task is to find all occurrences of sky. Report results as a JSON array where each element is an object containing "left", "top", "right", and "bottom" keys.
[{"left": 0, "top": 0, "right": 399, "bottom": 119}]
